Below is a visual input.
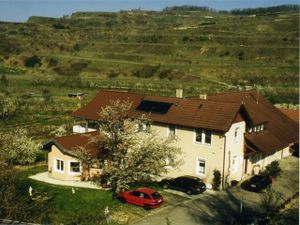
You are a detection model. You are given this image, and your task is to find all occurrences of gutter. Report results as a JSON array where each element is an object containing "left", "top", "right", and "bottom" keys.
[{"left": 222, "top": 135, "right": 226, "bottom": 190}]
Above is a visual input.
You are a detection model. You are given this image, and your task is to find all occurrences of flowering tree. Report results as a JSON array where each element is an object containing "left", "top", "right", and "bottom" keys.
[
  {"left": 0, "top": 91, "right": 20, "bottom": 120},
  {"left": 92, "top": 100, "right": 181, "bottom": 193},
  {"left": 0, "top": 129, "right": 41, "bottom": 166},
  {"left": 74, "top": 146, "right": 99, "bottom": 181}
]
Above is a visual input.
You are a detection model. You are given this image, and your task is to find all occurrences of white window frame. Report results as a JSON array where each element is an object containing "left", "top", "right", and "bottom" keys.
[
  {"left": 68, "top": 160, "right": 81, "bottom": 175},
  {"left": 232, "top": 155, "right": 238, "bottom": 173},
  {"left": 260, "top": 124, "right": 264, "bottom": 131},
  {"left": 53, "top": 158, "right": 64, "bottom": 173},
  {"left": 196, "top": 158, "right": 206, "bottom": 176},
  {"left": 194, "top": 129, "right": 212, "bottom": 146}
]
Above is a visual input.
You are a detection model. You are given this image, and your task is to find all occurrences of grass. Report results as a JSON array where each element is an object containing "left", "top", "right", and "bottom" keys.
[{"left": 15, "top": 164, "right": 185, "bottom": 224}]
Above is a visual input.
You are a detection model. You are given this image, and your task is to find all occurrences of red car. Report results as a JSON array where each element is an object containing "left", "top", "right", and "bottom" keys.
[{"left": 117, "top": 187, "right": 164, "bottom": 210}]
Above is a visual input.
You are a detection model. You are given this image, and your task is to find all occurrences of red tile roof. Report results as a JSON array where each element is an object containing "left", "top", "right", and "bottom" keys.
[
  {"left": 56, "top": 90, "right": 298, "bottom": 157},
  {"left": 279, "top": 108, "right": 299, "bottom": 124},
  {"left": 208, "top": 90, "right": 299, "bottom": 154},
  {"left": 72, "top": 90, "right": 242, "bottom": 132},
  {"left": 52, "top": 132, "right": 100, "bottom": 157}
]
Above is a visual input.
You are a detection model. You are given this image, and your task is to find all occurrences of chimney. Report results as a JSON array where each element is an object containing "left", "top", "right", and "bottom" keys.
[
  {"left": 176, "top": 89, "right": 183, "bottom": 98},
  {"left": 199, "top": 94, "right": 207, "bottom": 100}
]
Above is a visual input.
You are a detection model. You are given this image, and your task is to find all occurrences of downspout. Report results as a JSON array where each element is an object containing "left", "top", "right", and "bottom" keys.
[{"left": 222, "top": 135, "right": 226, "bottom": 190}]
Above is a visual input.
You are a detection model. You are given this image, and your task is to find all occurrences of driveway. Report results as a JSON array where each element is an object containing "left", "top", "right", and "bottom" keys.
[{"left": 132, "top": 156, "right": 299, "bottom": 225}]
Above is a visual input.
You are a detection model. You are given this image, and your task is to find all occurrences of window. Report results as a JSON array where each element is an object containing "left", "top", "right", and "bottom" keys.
[
  {"left": 254, "top": 126, "right": 257, "bottom": 132},
  {"left": 260, "top": 124, "right": 264, "bottom": 131},
  {"left": 195, "top": 129, "right": 202, "bottom": 143},
  {"left": 197, "top": 159, "right": 206, "bottom": 175},
  {"left": 257, "top": 125, "right": 261, "bottom": 132},
  {"left": 234, "top": 127, "right": 239, "bottom": 142},
  {"left": 195, "top": 129, "right": 211, "bottom": 145},
  {"left": 232, "top": 155, "right": 238, "bottom": 172},
  {"left": 234, "top": 127, "right": 239, "bottom": 138},
  {"left": 56, "top": 159, "right": 64, "bottom": 172},
  {"left": 205, "top": 130, "right": 212, "bottom": 144},
  {"left": 70, "top": 162, "right": 80, "bottom": 173},
  {"left": 168, "top": 125, "right": 176, "bottom": 139}
]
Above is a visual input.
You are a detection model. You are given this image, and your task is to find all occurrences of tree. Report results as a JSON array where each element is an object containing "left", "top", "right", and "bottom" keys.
[
  {"left": 260, "top": 187, "right": 283, "bottom": 217},
  {"left": 0, "top": 74, "right": 9, "bottom": 87},
  {"left": 212, "top": 169, "right": 221, "bottom": 190},
  {"left": 24, "top": 55, "right": 42, "bottom": 67},
  {"left": 0, "top": 129, "right": 41, "bottom": 166},
  {"left": 93, "top": 100, "right": 181, "bottom": 193},
  {"left": 0, "top": 166, "right": 51, "bottom": 223},
  {"left": 74, "top": 146, "right": 99, "bottom": 181},
  {"left": 0, "top": 91, "right": 20, "bottom": 120},
  {"left": 262, "top": 161, "right": 282, "bottom": 178}
]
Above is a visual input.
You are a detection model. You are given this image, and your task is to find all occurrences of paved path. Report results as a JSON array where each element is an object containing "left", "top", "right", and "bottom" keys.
[
  {"left": 132, "top": 156, "right": 299, "bottom": 225},
  {"left": 29, "top": 172, "right": 101, "bottom": 189}
]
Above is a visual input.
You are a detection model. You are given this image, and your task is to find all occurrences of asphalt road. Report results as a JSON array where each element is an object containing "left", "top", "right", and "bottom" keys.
[{"left": 131, "top": 156, "right": 299, "bottom": 225}]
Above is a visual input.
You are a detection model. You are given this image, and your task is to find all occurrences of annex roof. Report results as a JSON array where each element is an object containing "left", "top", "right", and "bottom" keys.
[{"left": 50, "top": 132, "right": 100, "bottom": 158}]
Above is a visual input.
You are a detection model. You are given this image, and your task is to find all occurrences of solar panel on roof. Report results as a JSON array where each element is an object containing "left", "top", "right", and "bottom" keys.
[{"left": 136, "top": 100, "right": 173, "bottom": 114}]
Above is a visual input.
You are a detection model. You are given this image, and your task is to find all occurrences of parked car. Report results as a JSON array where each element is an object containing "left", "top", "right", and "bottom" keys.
[
  {"left": 161, "top": 175, "right": 206, "bottom": 195},
  {"left": 241, "top": 175, "right": 272, "bottom": 192},
  {"left": 117, "top": 187, "right": 164, "bottom": 210}
]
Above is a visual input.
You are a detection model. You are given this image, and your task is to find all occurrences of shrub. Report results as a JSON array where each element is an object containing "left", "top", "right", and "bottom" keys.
[
  {"left": 262, "top": 161, "right": 281, "bottom": 178},
  {"left": 24, "top": 55, "right": 42, "bottom": 67},
  {"left": 52, "top": 23, "right": 66, "bottom": 29},
  {"left": 212, "top": 169, "right": 221, "bottom": 190}
]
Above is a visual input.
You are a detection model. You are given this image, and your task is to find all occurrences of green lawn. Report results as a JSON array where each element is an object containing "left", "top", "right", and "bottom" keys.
[{"left": 15, "top": 164, "right": 183, "bottom": 224}]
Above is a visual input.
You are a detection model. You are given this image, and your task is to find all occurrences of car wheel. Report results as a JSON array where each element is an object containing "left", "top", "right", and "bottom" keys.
[
  {"left": 163, "top": 183, "right": 169, "bottom": 189},
  {"left": 117, "top": 196, "right": 126, "bottom": 203},
  {"left": 143, "top": 204, "right": 151, "bottom": 210},
  {"left": 186, "top": 190, "right": 192, "bottom": 195}
]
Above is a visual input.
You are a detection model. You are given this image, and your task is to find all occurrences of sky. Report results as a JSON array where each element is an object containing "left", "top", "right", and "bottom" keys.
[{"left": 0, "top": 0, "right": 299, "bottom": 22}]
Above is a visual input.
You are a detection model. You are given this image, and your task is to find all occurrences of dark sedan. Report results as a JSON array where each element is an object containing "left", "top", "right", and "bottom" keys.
[
  {"left": 161, "top": 175, "right": 206, "bottom": 195},
  {"left": 241, "top": 175, "right": 272, "bottom": 192}
]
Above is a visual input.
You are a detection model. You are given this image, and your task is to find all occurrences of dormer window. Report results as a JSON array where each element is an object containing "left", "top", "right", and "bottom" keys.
[
  {"left": 257, "top": 125, "right": 261, "bottom": 132},
  {"left": 247, "top": 124, "right": 264, "bottom": 133}
]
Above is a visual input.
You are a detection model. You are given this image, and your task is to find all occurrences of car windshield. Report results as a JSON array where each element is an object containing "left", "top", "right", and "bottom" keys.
[{"left": 151, "top": 192, "right": 162, "bottom": 200}]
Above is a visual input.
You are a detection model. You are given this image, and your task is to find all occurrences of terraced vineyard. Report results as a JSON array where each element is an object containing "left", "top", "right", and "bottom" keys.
[
  {"left": 1, "top": 9, "right": 299, "bottom": 100},
  {"left": 0, "top": 9, "right": 299, "bottom": 138}
]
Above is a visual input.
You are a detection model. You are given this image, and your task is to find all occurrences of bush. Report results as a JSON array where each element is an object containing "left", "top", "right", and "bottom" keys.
[
  {"left": 212, "top": 169, "right": 221, "bottom": 190},
  {"left": 24, "top": 55, "right": 42, "bottom": 67},
  {"left": 262, "top": 161, "right": 281, "bottom": 178}
]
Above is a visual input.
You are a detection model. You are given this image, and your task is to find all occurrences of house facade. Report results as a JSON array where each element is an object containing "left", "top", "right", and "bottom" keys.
[{"left": 46, "top": 89, "right": 299, "bottom": 188}]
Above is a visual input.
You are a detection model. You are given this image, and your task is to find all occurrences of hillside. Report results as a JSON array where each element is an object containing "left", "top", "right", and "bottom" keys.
[{"left": 0, "top": 9, "right": 299, "bottom": 103}]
